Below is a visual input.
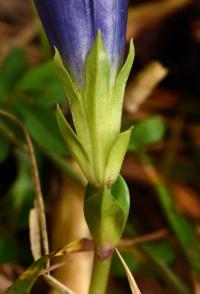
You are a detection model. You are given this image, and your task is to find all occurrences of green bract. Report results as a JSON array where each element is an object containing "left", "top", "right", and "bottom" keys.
[
  {"left": 56, "top": 32, "right": 134, "bottom": 188},
  {"left": 84, "top": 176, "right": 130, "bottom": 258}
]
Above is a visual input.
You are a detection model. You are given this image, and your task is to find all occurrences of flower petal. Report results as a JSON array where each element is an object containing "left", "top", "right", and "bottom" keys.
[{"left": 34, "top": 0, "right": 128, "bottom": 84}]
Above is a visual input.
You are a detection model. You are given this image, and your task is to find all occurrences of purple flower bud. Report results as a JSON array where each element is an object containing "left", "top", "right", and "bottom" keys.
[{"left": 34, "top": 0, "right": 128, "bottom": 85}]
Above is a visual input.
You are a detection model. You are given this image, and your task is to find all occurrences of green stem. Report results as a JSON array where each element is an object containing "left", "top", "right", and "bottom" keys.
[{"left": 89, "top": 255, "right": 112, "bottom": 294}]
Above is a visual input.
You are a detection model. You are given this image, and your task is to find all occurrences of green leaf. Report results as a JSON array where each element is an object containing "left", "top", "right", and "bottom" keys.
[
  {"left": 105, "top": 128, "right": 132, "bottom": 185},
  {"left": 84, "top": 176, "right": 130, "bottom": 255},
  {"left": 82, "top": 31, "right": 112, "bottom": 182},
  {"left": 109, "top": 40, "right": 134, "bottom": 136},
  {"left": 0, "top": 48, "right": 27, "bottom": 101},
  {"left": 111, "top": 176, "right": 130, "bottom": 214},
  {"left": 54, "top": 49, "right": 80, "bottom": 105},
  {"left": 17, "top": 61, "right": 65, "bottom": 107},
  {"left": 83, "top": 31, "right": 110, "bottom": 139},
  {"left": 18, "top": 61, "right": 55, "bottom": 90},
  {"left": 142, "top": 244, "right": 191, "bottom": 294},
  {"left": 0, "top": 235, "right": 19, "bottom": 263},
  {"left": 124, "top": 226, "right": 190, "bottom": 294},
  {"left": 56, "top": 105, "right": 92, "bottom": 182},
  {"left": 54, "top": 49, "right": 91, "bottom": 149},
  {"left": 153, "top": 178, "right": 200, "bottom": 277},
  {"left": 0, "top": 133, "right": 10, "bottom": 162},
  {"left": 6, "top": 256, "right": 47, "bottom": 294},
  {"left": 6, "top": 239, "right": 91, "bottom": 294},
  {"left": 141, "top": 153, "right": 200, "bottom": 279},
  {"left": 129, "top": 116, "right": 166, "bottom": 151},
  {"left": 144, "top": 242, "right": 175, "bottom": 265},
  {"left": 14, "top": 101, "right": 68, "bottom": 155},
  {"left": 5, "top": 150, "right": 34, "bottom": 230}
]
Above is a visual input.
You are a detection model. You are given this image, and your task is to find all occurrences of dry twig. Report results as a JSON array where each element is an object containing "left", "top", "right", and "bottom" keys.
[
  {"left": 119, "top": 229, "right": 168, "bottom": 248},
  {"left": 0, "top": 110, "right": 81, "bottom": 293},
  {"left": 124, "top": 61, "right": 168, "bottom": 113},
  {"left": 0, "top": 109, "right": 49, "bottom": 255}
]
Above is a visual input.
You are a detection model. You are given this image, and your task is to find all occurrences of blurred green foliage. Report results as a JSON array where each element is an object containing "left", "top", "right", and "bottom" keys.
[
  {"left": 0, "top": 48, "right": 69, "bottom": 269},
  {"left": 128, "top": 116, "right": 166, "bottom": 152}
]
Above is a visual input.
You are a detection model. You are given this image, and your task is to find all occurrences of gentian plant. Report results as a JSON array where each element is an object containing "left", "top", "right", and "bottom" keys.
[{"left": 34, "top": 0, "right": 134, "bottom": 293}]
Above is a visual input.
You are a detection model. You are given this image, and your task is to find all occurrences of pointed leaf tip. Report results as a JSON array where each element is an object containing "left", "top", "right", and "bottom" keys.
[
  {"left": 116, "top": 249, "right": 141, "bottom": 294},
  {"left": 105, "top": 127, "right": 133, "bottom": 185}
]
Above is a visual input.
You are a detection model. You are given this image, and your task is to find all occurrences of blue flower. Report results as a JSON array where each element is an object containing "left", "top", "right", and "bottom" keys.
[{"left": 34, "top": 0, "right": 128, "bottom": 85}]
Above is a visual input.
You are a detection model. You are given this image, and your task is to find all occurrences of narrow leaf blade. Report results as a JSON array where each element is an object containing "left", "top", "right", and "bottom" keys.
[
  {"left": 6, "top": 256, "right": 47, "bottom": 294},
  {"left": 116, "top": 249, "right": 141, "bottom": 294},
  {"left": 105, "top": 128, "right": 132, "bottom": 185},
  {"left": 54, "top": 49, "right": 91, "bottom": 147},
  {"left": 109, "top": 40, "right": 135, "bottom": 135},
  {"left": 6, "top": 239, "right": 92, "bottom": 294},
  {"left": 56, "top": 105, "right": 92, "bottom": 182}
]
